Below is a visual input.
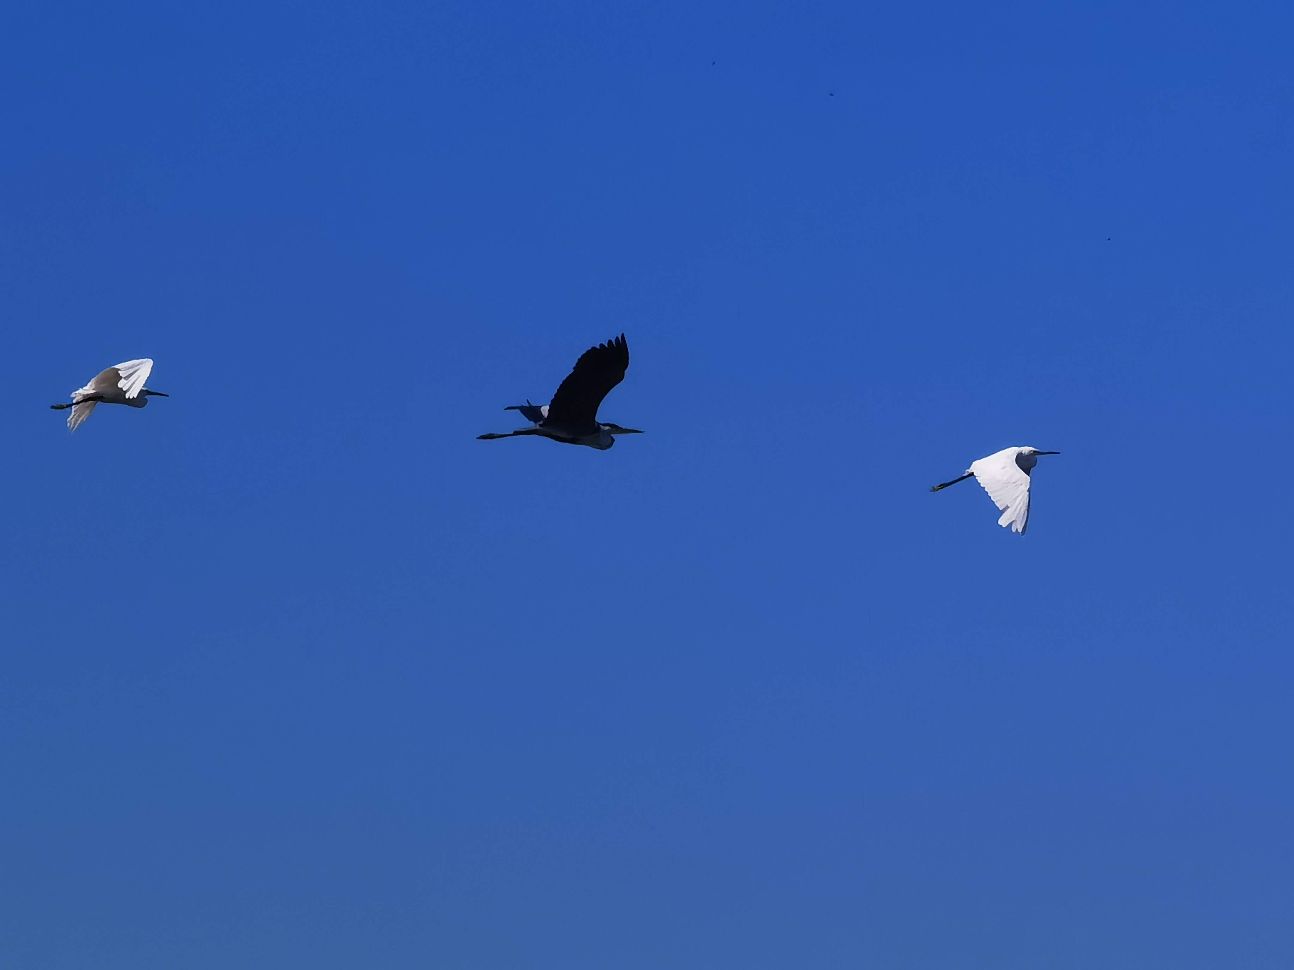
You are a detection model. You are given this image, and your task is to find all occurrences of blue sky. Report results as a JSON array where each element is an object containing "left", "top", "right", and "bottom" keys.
[{"left": 3, "top": 1, "right": 1293, "bottom": 966}]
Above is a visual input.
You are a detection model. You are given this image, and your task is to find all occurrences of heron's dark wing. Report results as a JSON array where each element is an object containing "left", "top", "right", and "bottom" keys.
[
  {"left": 504, "top": 401, "right": 549, "bottom": 425},
  {"left": 545, "top": 333, "right": 629, "bottom": 429}
]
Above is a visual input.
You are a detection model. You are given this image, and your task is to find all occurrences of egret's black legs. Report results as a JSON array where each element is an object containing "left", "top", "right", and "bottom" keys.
[
  {"left": 477, "top": 428, "right": 539, "bottom": 441},
  {"left": 50, "top": 391, "right": 165, "bottom": 409},
  {"left": 50, "top": 394, "right": 103, "bottom": 410},
  {"left": 931, "top": 472, "right": 973, "bottom": 492}
]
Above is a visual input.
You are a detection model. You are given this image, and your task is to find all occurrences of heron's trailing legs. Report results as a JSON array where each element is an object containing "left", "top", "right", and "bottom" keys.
[{"left": 930, "top": 472, "right": 973, "bottom": 492}]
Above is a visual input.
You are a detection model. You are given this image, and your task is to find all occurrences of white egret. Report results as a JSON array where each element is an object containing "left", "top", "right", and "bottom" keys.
[
  {"left": 478, "top": 333, "right": 642, "bottom": 450},
  {"left": 50, "top": 358, "right": 168, "bottom": 431},
  {"left": 931, "top": 446, "right": 1060, "bottom": 534}
]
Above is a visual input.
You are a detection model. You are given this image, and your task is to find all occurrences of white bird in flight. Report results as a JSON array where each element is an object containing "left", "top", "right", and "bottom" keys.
[
  {"left": 931, "top": 446, "right": 1060, "bottom": 534},
  {"left": 478, "top": 333, "right": 643, "bottom": 450},
  {"left": 50, "top": 358, "right": 168, "bottom": 431}
]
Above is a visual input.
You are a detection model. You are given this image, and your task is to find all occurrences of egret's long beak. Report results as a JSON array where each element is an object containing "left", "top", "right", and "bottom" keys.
[
  {"left": 617, "top": 428, "right": 644, "bottom": 434},
  {"left": 145, "top": 390, "right": 170, "bottom": 397},
  {"left": 1036, "top": 450, "right": 1060, "bottom": 455}
]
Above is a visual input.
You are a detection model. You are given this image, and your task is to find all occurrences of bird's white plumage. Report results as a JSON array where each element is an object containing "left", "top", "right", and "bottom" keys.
[
  {"left": 968, "top": 447, "right": 1034, "bottom": 534},
  {"left": 113, "top": 358, "right": 153, "bottom": 399},
  {"left": 71, "top": 358, "right": 153, "bottom": 401},
  {"left": 63, "top": 358, "right": 157, "bottom": 430},
  {"left": 67, "top": 401, "right": 97, "bottom": 431}
]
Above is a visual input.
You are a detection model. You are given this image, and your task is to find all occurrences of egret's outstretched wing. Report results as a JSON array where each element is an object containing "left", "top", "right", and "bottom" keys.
[
  {"left": 73, "top": 367, "right": 118, "bottom": 400},
  {"left": 73, "top": 359, "right": 152, "bottom": 400},
  {"left": 970, "top": 449, "right": 1032, "bottom": 534},
  {"left": 63, "top": 358, "right": 154, "bottom": 429},
  {"left": 112, "top": 358, "right": 153, "bottom": 399},
  {"left": 67, "top": 401, "right": 97, "bottom": 431},
  {"left": 545, "top": 334, "right": 629, "bottom": 430}
]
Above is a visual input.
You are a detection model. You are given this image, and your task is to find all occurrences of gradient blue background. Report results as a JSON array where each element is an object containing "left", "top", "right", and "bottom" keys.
[{"left": 3, "top": 1, "right": 1293, "bottom": 966}]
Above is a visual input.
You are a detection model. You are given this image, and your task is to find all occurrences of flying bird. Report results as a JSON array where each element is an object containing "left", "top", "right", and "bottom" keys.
[
  {"left": 930, "top": 446, "right": 1060, "bottom": 534},
  {"left": 50, "top": 358, "right": 168, "bottom": 431},
  {"left": 478, "top": 333, "right": 642, "bottom": 450}
]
